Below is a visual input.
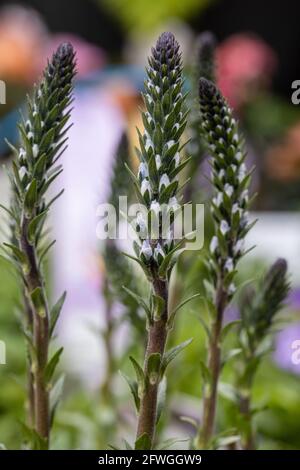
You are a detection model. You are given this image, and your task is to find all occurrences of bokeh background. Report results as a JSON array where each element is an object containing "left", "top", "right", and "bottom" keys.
[{"left": 1, "top": 0, "right": 300, "bottom": 450}]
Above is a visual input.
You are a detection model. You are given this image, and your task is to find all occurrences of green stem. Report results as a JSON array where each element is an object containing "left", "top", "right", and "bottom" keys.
[
  {"left": 136, "top": 277, "right": 168, "bottom": 448},
  {"left": 197, "top": 282, "right": 227, "bottom": 449},
  {"left": 21, "top": 216, "right": 50, "bottom": 447}
]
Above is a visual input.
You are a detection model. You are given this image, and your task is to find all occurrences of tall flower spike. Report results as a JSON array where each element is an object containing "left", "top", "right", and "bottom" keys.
[
  {"left": 196, "top": 78, "right": 253, "bottom": 449},
  {"left": 124, "top": 32, "right": 192, "bottom": 450},
  {"left": 3, "top": 43, "right": 76, "bottom": 448},
  {"left": 237, "top": 258, "right": 290, "bottom": 449}
]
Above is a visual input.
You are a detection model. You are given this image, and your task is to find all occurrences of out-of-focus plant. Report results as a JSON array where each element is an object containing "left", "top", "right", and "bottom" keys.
[
  {"left": 100, "top": 0, "right": 211, "bottom": 33},
  {"left": 234, "top": 259, "right": 290, "bottom": 449},
  {"left": 0, "top": 43, "right": 76, "bottom": 449},
  {"left": 196, "top": 78, "right": 254, "bottom": 449},
  {"left": 121, "top": 32, "right": 200, "bottom": 450}
]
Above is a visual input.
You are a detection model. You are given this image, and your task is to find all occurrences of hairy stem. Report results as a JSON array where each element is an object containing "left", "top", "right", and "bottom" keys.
[
  {"left": 197, "top": 282, "right": 227, "bottom": 449},
  {"left": 136, "top": 277, "right": 168, "bottom": 447},
  {"left": 21, "top": 216, "right": 50, "bottom": 445},
  {"left": 239, "top": 390, "right": 255, "bottom": 450}
]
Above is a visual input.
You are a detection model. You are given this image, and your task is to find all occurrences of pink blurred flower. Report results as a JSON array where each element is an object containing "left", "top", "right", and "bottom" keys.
[{"left": 216, "top": 34, "right": 277, "bottom": 108}]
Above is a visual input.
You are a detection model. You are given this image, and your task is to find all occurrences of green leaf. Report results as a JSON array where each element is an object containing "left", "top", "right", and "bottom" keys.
[
  {"left": 24, "top": 179, "right": 37, "bottom": 214},
  {"left": 222, "top": 348, "right": 242, "bottom": 368},
  {"left": 122, "top": 251, "right": 151, "bottom": 280},
  {"left": 38, "top": 239, "right": 56, "bottom": 268},
  {"left": 49, "top": 374, "right": 65, "bottom": 427},
  {"left": 30, "top": 286, "right": 46, "bottom": 318},
  {"left": 168, "top": 293, "right": 202, "bottom": 329},
  {"left": 147, "top": 353, "right": 161, "bottom": 385},
  {"left": 122, "top": 286, "right": 151, "bottom": 323},
  {"left": 160, "top": 338, "right": 193, "bottom": 377},
  {"left": 152, "top": 294, "right": 165, "bottom": 321},
  {"left": 3, "top": 243, "right": 27, "bottom": 265},
  {"left": 50, "top": 291, "right": 66, "bottom": 338},
  {"left": 28, "top": 210, "right": 48, "bottom": 243},
  {"left": 218, "top": 381, "right": 239, "bottom": 404},
  {"left": 156, "top": 437, "right": 189, "bottom": 450},
  {"left": 44, "top": 347, "right": 64, "bottom": 384},
  {"left": 221, "top": 320, "right": 241, "bottom": 341},
  {"left": 120, "top": 371, "right": 140, "bottom": 411},
  {"left": 19, "top": 421, "right": 48, "bottom": 450},
  {"left": 135, "top": 433, "right": 152, "bottom": 450},
  {"left": 199, "top": 360, "right": 211, "bottom": 384},
  {"left": 156, "top": 376, "right": 166, "bottom": 424},
  {"left": 129, "top": 356, "right": 145, "bottom": 397}
]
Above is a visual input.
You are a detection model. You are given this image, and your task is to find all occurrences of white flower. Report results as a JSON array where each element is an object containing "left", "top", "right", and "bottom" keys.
[
  {"left": 32, "top": 144, "right": 39, "bottom": 158},
  {"left": 232, "top": 203, "right": 240, "bottom": 214},
  {"left": 141, "top": 179, "right": 152, "bottom": 198},
  {"left": 232, "top": 133, "right": 239, "bottom": 143},
  {"left": 213, "top": 192, "right": 223, "bottom": 207},
  {"left": 136, "top": 212, "right": 147, "bottom": 238},
  {"left": 19, "top": 148, "right": 26, "bottom": 160},
  {"left": 173, "top": 152, "right": 180, "bottom": 168},
  {"left": 224, "top": 257, "right": 234, "bottom": 272},
  {"left": 228, "top": 283, "right": 236, "bottom": 295},
  {"left": 41, "top": 121, "right": 45, "bottom": 128},
  {"left": 159, "top": 173, "right": 170, "bottom": 192},
  {"left": 140, "top": 240, "right": 152, "bottom": 260},
  {"left": 155, "top": 86, "right": 161, "bottom": 94},
  {"left": 167, "top": 140, "right": 175, "bottom": 149},
  {"left": 168, "top": 196, "right": 179, "bottom": 211},
  {"left": 220, "top": 220, "right": 229, "bottom": 235},
  {"left": 155, "top": 155, "right": 161, "bottom": 170},
  {"left": 218, "top": 169, "right": 225, "bottom": 179},
  {"left": 145, "top": 138, "right": 153, "bottom": 152},
  {"left": 26, "top": 120, "right": 32, "bottom": 130},
  {"left": 150, "top": 200, "right": 160, "bottom": 215},
  {"left": 209, "top": 236, "right": 218, "bottom": 253},
  {"left": 238, "top": 163, "right": 247, "bottom": 182},
  {"left": 27, "top": 131, "right": 34, "bottom": 140},
  {"left": 18, "top": 166, "right": 28, "bottom": 181},
  {"left": 241, "top": 189, "right": 249, "bottom": 203},
  {"left": 138, "top": 162, "right": 149, "bottom": 179},
  {"left": 236, "top": 151, "right": 243, "bottom": 161},
  {"left": 163, "top": 230, "right": 173, "bottom": 249},
  {"left": 154, "top": 243, "right": 165, "bottom": 262},
  {"left": 234, "top": 239, "right": 244, "bottom": 255},
  {"left": 224, "top": 184, "right": 234, "bottom": 197}
]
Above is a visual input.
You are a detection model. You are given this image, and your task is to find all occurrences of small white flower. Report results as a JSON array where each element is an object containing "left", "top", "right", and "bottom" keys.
[
  {"left": 155, "top": 86, "right": 160, "bottom": 94},
  {"left": 238, "top": 163, "right": 247, "bottom": 182},
  {"left": 224, "top": 257, "right": 234, "bottom": 272},
  {"left": 234, "top": 239, "right": 244, "bottom": 255},
  {"left": 145, "top": 93, "right": 153, "bottom": 104},
  {"left": 218, "top": 169, "right": 225, "bottom": 179},
  {"left": 19, "top": 148, "right": 26, "bottom": 159},
  {"left": 150, "top": 200, "right": 161, "bottom": 215},
  {"left": 228, "top": 283, "right": 236, "bottom": 295},
  {"left": 27, "top": 131, "right": 34, "bottom": 140},
  {"left": 163, "top": 230, "right": 173, "bottom": 249},
  {"left": 155, "top": 154, "right": 161, "bottom": 170},
  {"left": 167, "top": 140, "right": 175, "bottom": 149},
  {"left": 159, "top": 173, "right": 170, "bottom": 192},
  {"left": 232, "top": 133, "right": 239, "bottom": 143},
  {"left": 232, "top": 203, "right": 240, "bottom": 214},
  {"left": 32, "top": 144, "right": 39, "bottom": 158},
  {"left": 26, "top": 120, "right": 32, "bottom": 130},
  {"left": 141, "top": 179, "right": 152, "bottom": 198},
  {"left": 138, "top": 162, "right": 149, "bottom": 179},
  {"left": 145, "top": 138, "right": 153, "bottom": 152},
  {"left": 241, "top": 189, "right": 249, "bottom": 203},
  {"left": 224, "top": 184, "right": 234, "bottom": 197},
  {"left": 209, "top": 236, "right": 218, "bottom": 253},
  {"left": 213, "top": 192, "right": 223, "bottom": 207},
  {"left": 236, "top": 151, "right": 243, "bottom": 161},
  {"left": 154, "top": 243, "right": 165, "bottom": 262},
  {"left": 220, "top": 220, "right": 229, "bottom": 235},
  {"left": 136, "top": 212, "right": 148, "bottom": 238},
  {"left": 18, "top": 166, "right": 28, "bottom": 181},
  {"left": 140, "top": 240, "right": 152, "bottom": 260},
  {"left": 173, "top": 152, "right": 180, "bottom": 168},
  {"left": 168, "top": 196, "right": 179, "bottom": 211},
  {"left": 41, "top": 121, "right": 45, "bottom": 128}
]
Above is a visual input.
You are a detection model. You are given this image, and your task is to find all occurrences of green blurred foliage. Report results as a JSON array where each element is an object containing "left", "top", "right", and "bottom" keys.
[{"left": 100, "top": 0, "right": 211, "bottom": 33}]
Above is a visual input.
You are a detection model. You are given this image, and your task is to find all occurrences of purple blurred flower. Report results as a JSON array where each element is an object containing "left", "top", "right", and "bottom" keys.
[{"left": 274, "top": 322, "right": 300, "bottom": 374}]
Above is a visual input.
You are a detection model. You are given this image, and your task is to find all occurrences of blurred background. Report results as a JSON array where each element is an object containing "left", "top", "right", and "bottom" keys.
[{"left": 1, "top": 0, "right": 300, "bottom": 450}]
